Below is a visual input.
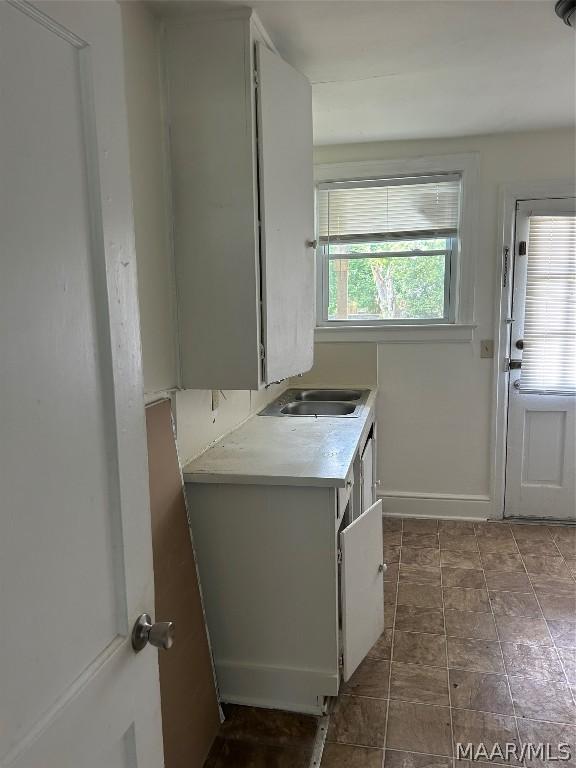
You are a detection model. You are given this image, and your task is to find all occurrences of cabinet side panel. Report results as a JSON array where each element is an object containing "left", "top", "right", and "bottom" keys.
[
  {"left": 163, "top": 18, "right": 261, "bottom": 389},
  {"left": 186, "top": 484, "right": 339, "bottom": 700}
]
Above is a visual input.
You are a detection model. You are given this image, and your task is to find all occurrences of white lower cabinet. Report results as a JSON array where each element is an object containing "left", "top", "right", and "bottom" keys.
[{"left": 185, "top": 444, "right": 383, "bottom": 714}]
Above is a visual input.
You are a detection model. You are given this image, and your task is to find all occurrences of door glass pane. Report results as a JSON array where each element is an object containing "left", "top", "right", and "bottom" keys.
[{"left": 520, "top": 215, "right": 576, "bottom": 394}]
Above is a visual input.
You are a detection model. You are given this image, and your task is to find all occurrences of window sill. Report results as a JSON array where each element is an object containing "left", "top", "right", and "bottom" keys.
[{"left": 314, "top": 324, "right": 476, "bottom": 343}]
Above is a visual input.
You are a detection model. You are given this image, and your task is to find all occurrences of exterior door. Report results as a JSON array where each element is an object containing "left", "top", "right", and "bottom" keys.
[
  {"left": 505, "top": 198, "right": 576, "bottom": 521},
  {"left": 0, "top": 2, "right": 163, "bottom": 766}
]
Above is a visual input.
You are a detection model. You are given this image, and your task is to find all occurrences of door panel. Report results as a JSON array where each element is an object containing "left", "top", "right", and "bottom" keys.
[
  {"left": 0, "top": 2, "right": 162, "bottom": 765},
  {"left": 255, "top": 42, "right": 315, "bottom": 384},
  {"left": 506, "top": 394, "right": 575, "bottom": 519},
  {"left": 522, "top": 411, "right": 566, "bottom": 486},
  {"left": 340, "top": 500, "right": 384, "bottom": 682},
  {"left": 505, "top": 198, "right": 576, "bottom": 521}
]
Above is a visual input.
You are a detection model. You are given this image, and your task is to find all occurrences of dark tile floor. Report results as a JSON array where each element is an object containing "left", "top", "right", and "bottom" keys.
[
  {"left": 203, "top": 518, "right": 576, "bottom": 768},
  {"left": 322, "top": 518, "right": 576, "bottom": 768},
  {"left": 204, "top": 704, "right": 318, "bottom": 767}
]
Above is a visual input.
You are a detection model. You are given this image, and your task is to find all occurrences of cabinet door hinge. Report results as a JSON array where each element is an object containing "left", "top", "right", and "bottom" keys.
[
  {"left": 518, "top": 240, "right": 527, "bottom": 256},
  {"left": 337, "top": 549, "right": 342, "bottom": 565},
  {"left": 338, "top": 653, "right": 344, "bottom": 668},
  {"left": 259, "top": 343, "right": 266, "bottom": 361},
  {"left": 502, "top": 246, "right": 510, "bottom": 287},
  {"left": 253, "top": 69, "right": 259, "bottom": 87}
]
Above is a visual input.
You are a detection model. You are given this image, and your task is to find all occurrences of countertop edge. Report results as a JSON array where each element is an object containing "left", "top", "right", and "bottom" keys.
[{"left": 184, "top": 472, "right": 350, "bottom": 488}]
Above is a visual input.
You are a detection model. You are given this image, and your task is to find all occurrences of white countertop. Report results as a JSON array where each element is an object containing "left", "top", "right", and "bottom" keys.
[{"left": 182, "top": 390, "right": 377, "bottom": 487}]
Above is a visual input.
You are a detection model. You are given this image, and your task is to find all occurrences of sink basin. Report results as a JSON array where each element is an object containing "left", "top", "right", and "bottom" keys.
[
  {"left": 258, "top": 388, "right": 369, "bottom": 417},
  {"left": 293, "top": 389, "right": 363, "bottom": 402},
  {"left": 280, "top": 402, "right": 357, "bottom": 416}
]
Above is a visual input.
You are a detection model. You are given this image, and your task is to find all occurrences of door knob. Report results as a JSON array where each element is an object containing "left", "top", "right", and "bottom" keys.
[
  {"left": 132, "top": 613, "right": 175, "bottom": 652},
  {"left": 306, "top": 239, "right": 318, "bottom": 249},
  {"left": 378, "top": 563, "right": 387, "bottom": 574}
]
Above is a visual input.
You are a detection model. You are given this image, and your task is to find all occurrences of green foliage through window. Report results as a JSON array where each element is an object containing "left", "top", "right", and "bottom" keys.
[{"left": 326, "top": 239, "right": 449, "bottom": 321}]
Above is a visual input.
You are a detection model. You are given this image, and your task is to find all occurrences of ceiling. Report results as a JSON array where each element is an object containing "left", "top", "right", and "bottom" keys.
[{"left": 157, "top": 0, "right": 576, "bottom": 145}]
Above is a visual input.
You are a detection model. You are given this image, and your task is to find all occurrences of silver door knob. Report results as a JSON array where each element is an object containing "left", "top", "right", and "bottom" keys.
[
  {"left": 306, "top": 239, "right": 318, "bottom": 249},
  {"left": 378, "top": 563, "right": 387, "bottom": 574},
  {"left": 132, "top": 613, "right": 175, "bottom": 652}
]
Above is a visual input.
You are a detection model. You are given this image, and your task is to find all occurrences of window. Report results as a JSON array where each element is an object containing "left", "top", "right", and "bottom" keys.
[{"left": 317, "top": 174, "right": 462, "bottom": 325}]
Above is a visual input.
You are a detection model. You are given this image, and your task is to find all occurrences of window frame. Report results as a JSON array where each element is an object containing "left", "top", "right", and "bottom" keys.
[{"left": 314, "top": 154, "right": 480, "bottom": 338}]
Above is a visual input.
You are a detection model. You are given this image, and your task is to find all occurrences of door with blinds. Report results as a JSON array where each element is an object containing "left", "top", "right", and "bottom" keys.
[{"left": 505, "top": 198, "right": 576, "bottom": 521}]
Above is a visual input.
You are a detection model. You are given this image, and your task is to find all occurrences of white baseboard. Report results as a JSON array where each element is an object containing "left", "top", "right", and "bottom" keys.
[
  {"left": 215, "top": 659, "right": 337, "bottom": 715},
  {"left": 377, "top": 490, "right": 495, "bottom": 521}
]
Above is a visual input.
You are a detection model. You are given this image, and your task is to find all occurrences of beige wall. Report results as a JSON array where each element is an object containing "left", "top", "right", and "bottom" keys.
[
  {"left": 306, "top": 129, "right": 576, "bottom": 517},
  {"left": 121, "top": 3, "right": 283, "bottom": 466}
]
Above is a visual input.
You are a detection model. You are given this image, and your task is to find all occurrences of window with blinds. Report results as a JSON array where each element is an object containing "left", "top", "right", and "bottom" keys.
[
  {"left": 316, "top": 174, "right": 462, "bottom": 324},
  {"left": 520, "top": 214, "right": 576, "bottom": 395}
]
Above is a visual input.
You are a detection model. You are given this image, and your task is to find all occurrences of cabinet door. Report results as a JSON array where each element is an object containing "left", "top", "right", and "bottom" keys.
[
  {"left": 255, "top": 43, "right": 315, "bottom": 384},
  {"left": 361, "top": 437, "right": 374, "bottom": 514},
  {"left": 340, "top": 500, "right": 384, "bottom": 682}
]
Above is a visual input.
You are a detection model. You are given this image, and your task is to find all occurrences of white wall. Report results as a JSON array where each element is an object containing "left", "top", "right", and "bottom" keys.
[
  {"left": 304, "top": 129, "right": 576, "bottom": 518},
  {"left": 121, "top": 3, "right": 283, "bottom": 465},
  {"left": 121, "top": 2, "right": 177, "bottom": 395}
]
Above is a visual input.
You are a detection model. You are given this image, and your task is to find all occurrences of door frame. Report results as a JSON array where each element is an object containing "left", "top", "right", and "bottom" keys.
[{"left": 490, "top": 179, "right": 576, "bottom": 520}]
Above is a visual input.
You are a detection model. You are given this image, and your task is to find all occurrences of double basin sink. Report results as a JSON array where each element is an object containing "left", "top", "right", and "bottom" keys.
[{"left": 259, "top": 388, "right": 369, "bottom": 418}]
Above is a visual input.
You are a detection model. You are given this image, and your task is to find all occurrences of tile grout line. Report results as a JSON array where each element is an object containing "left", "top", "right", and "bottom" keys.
[
  {"left": 381, "top": 517, "right": 403, "bottom": 768},
  {"left": 482, "top": 522, "right": 526, "bottom": 766},
  {"left": 522, "top": 526, "right": 576, "bottom": 710},
  {"left": 335, "top": 696, "right": 576, "bottom": 726},
  {"left": 439, "top": 537, "right": 457, "bottom": 768},
  {"left": 517, "top": 526, "right": 574, "bottom": 703},
  {"left": 338, "top": 686, "right": 573, "bottom": 717}
]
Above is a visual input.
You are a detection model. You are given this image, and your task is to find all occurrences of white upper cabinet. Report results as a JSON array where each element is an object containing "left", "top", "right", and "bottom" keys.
[{"left": 163, "top": 11, "right": 315, "bottom": 390}]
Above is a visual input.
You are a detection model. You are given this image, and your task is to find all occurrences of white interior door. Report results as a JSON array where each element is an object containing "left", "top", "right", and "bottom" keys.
[
  {"left": 505, "top": 198, "right": 576, "bottom": 521},
  {"left": 0, "top": 2, "right": 163, "bottom": 766},
  {"left": 255, "top": 42, "right": 315, "bottom": 384},
  {"left": 340, "top": 500, "right": 384, "bottom": 682}
]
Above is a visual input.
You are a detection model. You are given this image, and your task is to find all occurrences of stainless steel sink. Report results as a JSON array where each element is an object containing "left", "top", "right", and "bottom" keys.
[
  {"left": 281, "top": 401, "right": 357, "bottom": 416},
  {"left": 292, "top": 389, "right": 363, "bottom": 402},
  {"left": 258, "top": 388, "right": 370, "bottom": 417}
]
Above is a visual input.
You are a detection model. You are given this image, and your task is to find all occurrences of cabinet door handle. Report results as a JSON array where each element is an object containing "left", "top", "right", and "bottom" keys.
[{"left": 306, "top": 239, "right": 318, "bottom": 249}]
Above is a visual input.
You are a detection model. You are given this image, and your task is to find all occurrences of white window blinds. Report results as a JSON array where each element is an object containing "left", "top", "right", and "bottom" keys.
[
  {"left": 520, "top": 214, "right": 576, "bottom": 395},
  {"left": 317, "top": 175, "right": 461, "bottom": 243}
]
